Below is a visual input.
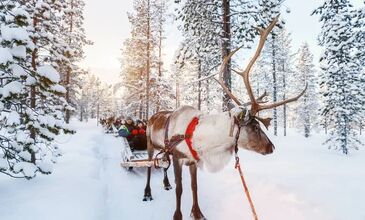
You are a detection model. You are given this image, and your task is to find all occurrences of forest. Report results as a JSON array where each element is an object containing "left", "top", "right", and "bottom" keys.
[{"left": 0, "top": 0, "right": 365, "bottom": 219}]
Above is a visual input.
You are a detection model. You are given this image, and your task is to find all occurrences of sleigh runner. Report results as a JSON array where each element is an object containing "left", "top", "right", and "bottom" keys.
[{"left": 120, "top": 137, "right": 169, "bottom": 169}]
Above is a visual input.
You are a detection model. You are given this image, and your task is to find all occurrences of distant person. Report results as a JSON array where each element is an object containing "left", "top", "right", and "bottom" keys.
[
  {"left": 106, "top": 116, "right": 115, "bottom": 133},
  {"left": 121, "top": 119, "right": 126, "bottom": 126},
  {"left": 131, "top": 120, "right": 147, "bottom": 151},
  {"left": 114, "top": 117, "right": 121, "bottom": 128},
  {"left": 118, "top": 117, "right": 136, "bottom": 150},
  {"left": 142, "top": 119, "right": 148, "bottom": 129}
]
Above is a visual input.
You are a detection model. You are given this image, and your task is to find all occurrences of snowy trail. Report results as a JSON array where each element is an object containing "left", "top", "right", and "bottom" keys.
[{"left": 0, "top": 120, "right": 364, "bottom": 220}]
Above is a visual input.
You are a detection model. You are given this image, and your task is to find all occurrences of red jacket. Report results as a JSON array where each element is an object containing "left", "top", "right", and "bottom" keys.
[{"left": 131, "top": 128, "right": 146, "bottom": 135}]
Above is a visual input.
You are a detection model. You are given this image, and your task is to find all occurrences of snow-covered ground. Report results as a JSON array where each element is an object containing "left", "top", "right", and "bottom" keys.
[{"left": 0, "top": 119, "right": 364, "bottom": 220}]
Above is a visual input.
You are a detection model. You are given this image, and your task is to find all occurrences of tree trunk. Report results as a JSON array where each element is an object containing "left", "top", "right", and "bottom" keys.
[
  {"left": 197, "top": 59, "right": 202, "bottom": 110},
  {"left": 139, "top": 96, "right": 143, "bottom": 119},
  {"left": 96, "top": 103, "right": 100, "bottom": 126},
  {"left": 156, "top": 17, "right": 163, "bottom": 112},
  {"left": 282, "top": 62, "right": 286, "bottom": 136},
  {"left": 221, "top": 0, "right": 231, "bottom": 111},
  {"left": 324, "top": 118, "right": 327, "bottom": 134},
  {"left": 65, "top": 0, "right": 74, "bottom": 123},
  {"left": 176, "top": 76, "right": 180, "bottom": 109},
  {"left": 30, "top": 16, "right": 38, "bottom": 164},
  {"left": 80, "top": 106, "right": 83, "bottom": 122},
  {"left": 145, "top": 0, "right": 151, "bottom": 119},
  {"left": 271, "top": 35, "right": 278, "bottom": 136}
]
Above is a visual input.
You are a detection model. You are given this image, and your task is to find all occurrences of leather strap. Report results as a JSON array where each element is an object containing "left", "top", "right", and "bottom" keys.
[{"left": 163, "top": 115, "right": 200, "bottom": 161}]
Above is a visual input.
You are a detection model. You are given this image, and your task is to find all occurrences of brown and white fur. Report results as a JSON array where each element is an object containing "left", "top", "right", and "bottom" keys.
[{"left": 143, "top": 105, "right": 274, "bottom": 220}]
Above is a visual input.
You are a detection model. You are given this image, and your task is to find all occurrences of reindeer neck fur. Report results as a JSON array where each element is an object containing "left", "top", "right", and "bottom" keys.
[
  {"left": 193, "top": 112, "right": 242, "bottom": 172},
  {"left": 169, "top": 106, "right": 243, "bottom": 172}
]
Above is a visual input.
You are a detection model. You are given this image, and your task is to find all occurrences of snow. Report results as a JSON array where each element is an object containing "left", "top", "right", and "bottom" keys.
[
  {"left": 13, "top": 162, "right": 37, "bottom": 178},
  {"left": 0, "top": 158, "right": 8, "bottom": 170},
  {"left": 18, "top": 151, "right": 32, "bottom": 161},
  {"left": 0, "top": 119, "right": 364, "bottom": 220},
  {"left": 0, "top": 47, "right": 13, "bottom": 64},
  {"left": 37, "top": 65, "right": 60, "bottom": 83},
  {"left": 37, "top": 161, "right": 53, "bottom": 174},
  {"left": 0, "top": 25, "right": 29, "bottom": 41},
  {"left": 6, "top": 111, "right": 20, "bottom": 126},
  {"left": 11, "top": 45, "right": 26, "bottom": 58},
  {"left": 50, "top": 84, "right": 67, "bottom": 93},
  {"left": 0, "top": 81, "right": 23, "bottom": 98},
  {"left": 11, "top": 64, "right": 27, "bottom": 77}
]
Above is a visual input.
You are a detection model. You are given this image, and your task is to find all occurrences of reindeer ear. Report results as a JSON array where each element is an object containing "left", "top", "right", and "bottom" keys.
[{"left": 255, "top": 117, "right": 272, "bottom": 130}]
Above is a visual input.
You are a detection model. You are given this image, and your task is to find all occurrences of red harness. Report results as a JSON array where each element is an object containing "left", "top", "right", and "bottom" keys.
[
  {"left": 184, "top": 117, "right": 200, "bottom": 161},
  {"left": 163, "top": 116, "right": 200, "bottom": 161}
]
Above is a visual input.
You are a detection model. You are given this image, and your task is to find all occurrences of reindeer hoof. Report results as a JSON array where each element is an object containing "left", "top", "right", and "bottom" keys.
[
  {"left": 190, "top": 214, "right": 207, "bottom": 220},
  {"left": 190, "top": 207, "right": 206, "bottom": 220},
  {"left": 173, "top": 210, "right": 182, "bottom": 220},
  {"left": 143, "top": 195, "right": 153, "bottom": 201},
  {"left": 164, "top": 185, "right": 173, "bottom": 190}
]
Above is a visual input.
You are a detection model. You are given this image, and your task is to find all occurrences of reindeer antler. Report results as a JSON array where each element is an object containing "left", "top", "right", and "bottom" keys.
[
  {"left": 216, "top": 15, "right": 306, "bottom": 118},
  {"left": 215, "top": 46, "right": 243, "bottom": 106},
  {"left": 234, "top": 15, "right": 306, "bottom": 115},
  {"left": 236, "top": 16, "right": 279, "bottom": 114}
]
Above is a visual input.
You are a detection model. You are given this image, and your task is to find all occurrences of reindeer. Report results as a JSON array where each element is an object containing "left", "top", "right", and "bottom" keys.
[{"left": 143, "top": 16, "right": 306, "bottom": 220}]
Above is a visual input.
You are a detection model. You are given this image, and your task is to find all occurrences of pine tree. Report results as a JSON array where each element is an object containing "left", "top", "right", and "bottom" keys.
[
  {"left": 175, "top": 0, "right": 283, "bottom": 111},
  {"left": 313, "top": 0, "right": 364, "bottom": 153},
  {"left": 250, "top": 26, "right": 295, "bottom": 136},
  {"left": 0, "top": 0, "right": 74, "bottom": 178},
  {"left": 353, "top": 3, "right": 365, "bottom": 135},
  {"left": 56, "top": 0, "right": 90, "bottom": 123},
  {"left": 0, "top": 0, "right": 33, "bottom": 178},
  {"left": 76, "top": 73, "right": 115, "bottom": 122},
  {"left": 295, "top": 43, "right": 319, "bottom": 138},
  {"left": 275, "top": 28, "right": 295, "bottom": 136},
  {"left": 120, "top": 0, "right": 173, "bottom": 118}
]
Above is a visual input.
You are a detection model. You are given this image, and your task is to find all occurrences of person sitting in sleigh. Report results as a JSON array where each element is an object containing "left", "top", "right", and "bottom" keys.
[
  {"left": 130, "top": 120, "right": 147, "bottom": 151},
  {"left": 118, "top": 117, "right": 136, "bottom": 149}
]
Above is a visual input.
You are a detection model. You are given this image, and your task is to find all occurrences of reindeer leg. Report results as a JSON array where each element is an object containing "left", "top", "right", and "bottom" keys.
[
  {"left": 173, "top": 156, "right": 183, "bottom": 220},
  {"left": 163, "top": 167, "right": 172, "bottom": 190},
  {"left": 189, "top": 164, "right": 206, "bottom": 220},
  {"left": 143, "top": 138, "right": 154, "bottom": 201}
]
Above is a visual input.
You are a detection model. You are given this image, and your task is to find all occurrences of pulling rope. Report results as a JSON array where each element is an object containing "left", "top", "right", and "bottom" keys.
[
  {"left": 235, "top": 155, "right": 259, "bottom": 220},
  {"left": 233, "top": 111, "right": 259, "bottom": 220}
]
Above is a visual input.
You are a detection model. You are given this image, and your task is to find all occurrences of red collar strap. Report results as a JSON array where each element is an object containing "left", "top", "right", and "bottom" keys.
[{"left": 185, "top": 117, "right": 200, "bottom": 161}]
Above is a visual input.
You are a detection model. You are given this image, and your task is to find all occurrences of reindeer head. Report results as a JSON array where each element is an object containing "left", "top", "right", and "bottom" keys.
[
  {"left": 230, "top": 108, "right": 274, "bottom": 155},
  {"left": 218, "top": 16, "right": 307, "bottom": 155}
]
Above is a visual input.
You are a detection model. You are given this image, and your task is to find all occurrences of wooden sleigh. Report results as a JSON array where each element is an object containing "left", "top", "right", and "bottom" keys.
[{"left": 119, "top": 137, "right": 169, "bottom": 170}]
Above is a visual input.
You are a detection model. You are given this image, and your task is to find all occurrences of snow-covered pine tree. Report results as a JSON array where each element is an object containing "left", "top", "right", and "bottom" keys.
[
  {"left": 173, "top": 0, "right": 222, "bottom": 112},
  {"left": 175, "top": 0, "right": 283, "bottom": 111},
  {"left": 56, "top": 0, "right": 90, "bottom": 123},
  {"left": 149, "top": 0, "right": 174, "bottom": 113},
  {"left": 295, "top": 43, "right": 319, "bottom": 138},
  {"left": 22, "top": 0, "right": 73, "bottom": 176},
  {"left": 251, "top": 26, "right": 294, "bottom": 136},
  {"left": 76, "top": 73, "right": 115, "bottom": 122},
  {"left": 153, "top": 0, "right": 171, "bottom": 112},
  {"left": 0, "top": 0, "right": 33, "bottom": 178},
  {"left": 0, "top": 0, "right": 73, "bottom": 178},
  {"left": 353, "top": 3, "right": 365, "bottom": 134},
  {"left": 120, "top": 0, "right": 173, "bottom": 119},
  {"left": 313, "top": 0, "right": 364, "bottom": 153},
  {"left": 275, "top": 28, "right": 296, "bottom": 136}
]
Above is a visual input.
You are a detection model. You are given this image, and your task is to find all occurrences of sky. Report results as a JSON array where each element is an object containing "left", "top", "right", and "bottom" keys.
[{"left": 79, "top": 0, "right": 364, "bottom": 84}]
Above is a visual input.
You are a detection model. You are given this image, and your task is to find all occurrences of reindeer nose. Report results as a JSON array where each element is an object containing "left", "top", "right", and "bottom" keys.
[{"left": 266, "top": 143, "right": 274, "bottom": 154}]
